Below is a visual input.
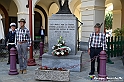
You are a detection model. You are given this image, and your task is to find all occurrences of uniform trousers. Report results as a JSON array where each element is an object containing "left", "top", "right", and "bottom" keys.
[
  {"left": 90, "top": 47, "right": 103, "bottom": 73},
  {"left": 17, "top": 42, "right": 28, "bottom": 70}
]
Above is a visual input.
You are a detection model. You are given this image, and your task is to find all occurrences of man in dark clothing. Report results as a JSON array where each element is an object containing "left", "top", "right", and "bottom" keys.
[
  {"left": 88, "top": 23, "right": 107, "bottom": 75},
  {"left": 5, "top": 23, "right": 19, "bottom": 65},
  {"left": 39, "top": 26, "right": 45, "bottom": 43}
]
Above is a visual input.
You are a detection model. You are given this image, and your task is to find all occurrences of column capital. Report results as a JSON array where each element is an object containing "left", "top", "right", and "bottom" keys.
[
  {"left": 17, "top": 12, "right": 35, "bottom": 15},
  {"left": 81, "top": 0, "right": 106, "bottom": 2},
  {"left": 112, "top": 10, "right": 121, "bottom": 14},
  {"left": 81, "top": 0, "right": 94, "bottom": 2},
  {"left": 80, "top": 6, "right": 106, "bottom": 11}
]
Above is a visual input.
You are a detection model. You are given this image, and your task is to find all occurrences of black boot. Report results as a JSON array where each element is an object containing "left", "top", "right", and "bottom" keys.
[
  {"left": 7, "top": 62, "right": 10, "bottom": 65},
  {"left": 16, "top": 61, "right": 19, "bottom": 64},
  {"left": 89, "top": 72, "right": 95, "bottom": 75}
]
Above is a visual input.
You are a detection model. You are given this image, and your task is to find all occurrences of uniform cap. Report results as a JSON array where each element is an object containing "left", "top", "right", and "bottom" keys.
[
  {"left": 10, "top": 23, "right": 16, "bottom": 27},
  {"left": 18, "top": 18, "right": 26, "bottom": 23},
  {"left": 94, "top": 23, "right": 103, "bottom": 28}
]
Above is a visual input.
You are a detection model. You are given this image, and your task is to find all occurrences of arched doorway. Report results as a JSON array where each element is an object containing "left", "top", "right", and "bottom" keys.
[
  {"left": 33, "top": 0, "right": 59, "bottom": 43},
  {"left": 34, "top": 11, "right": 42, "bottom": 37},
  {"left": 0, "top": 0, "right": 18, "bottom": 35},
  {"left": 0, "top": 4, "right": 9, "bottom": 35},
  {"left": 105, "top": 0, "right": 122, "bottom": 35},
  {"left": 49, "top": 3, "right": 59, "bottom": 16},
  {"left": 34, "top": 5, "right": 48, "bottom": 42}
]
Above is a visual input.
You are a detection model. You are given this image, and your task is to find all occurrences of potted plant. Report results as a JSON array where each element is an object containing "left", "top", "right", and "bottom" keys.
[{"left": 105, "top": 12, "right": 113, "bottom": 30}]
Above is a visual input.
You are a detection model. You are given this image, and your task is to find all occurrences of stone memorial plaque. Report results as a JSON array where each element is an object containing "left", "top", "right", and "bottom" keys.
[
  {"left": 48, "top": 14, "right": 78, "bottom": 55},
  {"left": 42, "top": 14, "right": 82, "bottom": 72}
]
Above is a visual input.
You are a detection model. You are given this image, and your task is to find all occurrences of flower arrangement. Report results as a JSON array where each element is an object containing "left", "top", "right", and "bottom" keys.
[
  {"left": 39, "top": 66, "right": 67, "bottom": 71},
  {"left": 52, "top": 36, "right": 71, "bottom": 56}
]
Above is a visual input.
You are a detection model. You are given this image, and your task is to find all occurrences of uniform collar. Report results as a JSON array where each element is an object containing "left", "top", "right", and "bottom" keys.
[
  {"left": 20, "top": 26, "right": 26, "bottom": 30},
  {"left": 11, "top": 30, "right": 15, "bottom": 33},
  {"left": 95, "top": 32, "right": 101, "bottom": 36}
]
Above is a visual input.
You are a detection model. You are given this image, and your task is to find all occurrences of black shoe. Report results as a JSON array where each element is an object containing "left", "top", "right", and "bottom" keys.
[
  {"left": 16, "top": 61, "right": 19, "bottom": 64},
  {"left": 89, "top": 72, "right": 95, "bottom": 75},
  {"left": 97, "top": 71, "right": 99, "bottom": 74},
  {"left": 7, "top": 63, "right": 10, "bottom": 65}
]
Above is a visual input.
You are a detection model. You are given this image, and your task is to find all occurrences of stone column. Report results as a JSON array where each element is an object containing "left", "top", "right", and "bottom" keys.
[
  {"left": 121, "top": 0, "right": 124, "bottom": 26},
  {"left": 81, "top": 0, "right": 105, "bottom": 42},
  {"left": 112, "top": 10, "right": 121, "bottom": 31},
  {"left": 15, "top": 0, "right": 38, "bottom": 40}
]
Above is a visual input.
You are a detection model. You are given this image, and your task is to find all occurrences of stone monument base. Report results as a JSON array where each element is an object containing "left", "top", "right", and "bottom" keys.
[{"left": 42, "top": 51, "right": 82, "bottom": 72}]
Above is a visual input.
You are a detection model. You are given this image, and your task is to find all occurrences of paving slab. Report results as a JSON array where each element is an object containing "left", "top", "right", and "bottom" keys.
[{"left": 0, "top": 52, "right": 124, "bottom": 82}]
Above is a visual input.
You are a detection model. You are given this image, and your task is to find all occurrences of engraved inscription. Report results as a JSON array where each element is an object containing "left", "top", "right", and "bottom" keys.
[{"left": 49, "top": 23, "right": 75, "bottom": 38}]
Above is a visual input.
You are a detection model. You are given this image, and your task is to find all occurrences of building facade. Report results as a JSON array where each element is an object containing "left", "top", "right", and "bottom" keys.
[{"left": 0, "top": 0, "right": 124, "bottom": 43}]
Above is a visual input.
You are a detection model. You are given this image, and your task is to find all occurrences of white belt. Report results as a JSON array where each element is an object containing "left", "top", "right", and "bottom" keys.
[{"left": 8, "top": 43, "right": 15, "bottom": 45}]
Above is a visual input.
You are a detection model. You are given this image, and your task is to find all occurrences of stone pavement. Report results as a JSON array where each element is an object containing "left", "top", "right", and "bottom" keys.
[{"left": 0, "top": 52, "right": 124, "bottom": 82}]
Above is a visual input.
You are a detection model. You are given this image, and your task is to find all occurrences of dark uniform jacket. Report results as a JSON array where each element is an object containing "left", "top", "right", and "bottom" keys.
[
  {"left": 5, "top": 31, "right": 16, "bottom": 47},
  {"left": 5, "top": 30, "right": 18, "bottom": 63}
]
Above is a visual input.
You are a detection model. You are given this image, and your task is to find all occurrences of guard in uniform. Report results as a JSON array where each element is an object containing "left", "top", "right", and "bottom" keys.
[
  {"left": 88, "top": 23, "right": 107, "bottom": 75},
  {"left": 5, "top": 23, "right": 19, "bottom": 65}
]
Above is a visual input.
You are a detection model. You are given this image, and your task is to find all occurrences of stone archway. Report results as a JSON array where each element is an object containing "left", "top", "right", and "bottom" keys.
[
  {"left": 35, "top": 8, "right": 45, "bottom": 30},
  {"left": 48, "top": 2, "right": 59, "bottom": 16},
  {"left": 105, "top": 0, "right": 122, "bottom": 31},
  {"left": 0, "top": 0, "right": 18, "bottom": 35},
  {"left": 12, "top": 0, "right": 22, "bottom": 12},
  {"left": 33, "top": 0, "right": 60, "bottom": 43},
  {"left": 35, "top": 5, "right": 48, "bottom": 36},
  {"left": 69, "top": 0, "right": 82, "bottom": 41},
  {"left": 0, "top": 4, "right": 9, "bottom": 35},
  {"left": 70, "top": 0, "right": 81, "bottom": 13},
  {"left": 34, "top": 11, "right": 42, "bottom": 37},
  {"left": 120, "top": 0, "right": 124, "bottom": 26}
]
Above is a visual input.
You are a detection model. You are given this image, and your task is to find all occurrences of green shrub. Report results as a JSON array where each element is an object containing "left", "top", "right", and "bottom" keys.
[
  {"left": 113, "top": 26, "right": 124, "bottom": 36},
  {"left": 105, "top": 12, "right": 113, "bottom": 30}
]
